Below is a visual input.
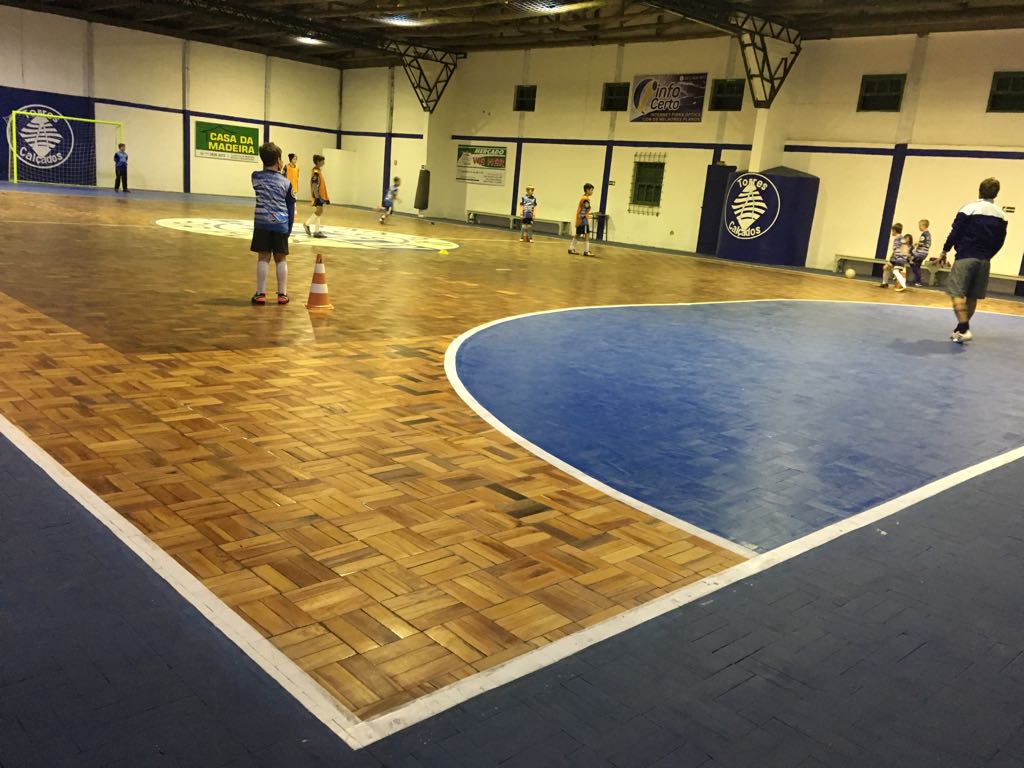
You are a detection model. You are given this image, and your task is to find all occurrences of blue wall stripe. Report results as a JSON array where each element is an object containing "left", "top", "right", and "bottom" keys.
[
  {"left": 907, "top": 148, "right": 1024, "bottom": 161},
  {"left": 785, "top": 144, "right": 895, "bottom": 156},
  {"left": 875, "top": 143, "right": 908, "bottom": 262},
  {"left": 342, "top": 130, "right": 424, "bottom": 139},
  {"left": 451, "top": 134, "right": 751, "bottom": 152},
  {"left": 510, "top": 141, "right": 524, "bottom": 217}
]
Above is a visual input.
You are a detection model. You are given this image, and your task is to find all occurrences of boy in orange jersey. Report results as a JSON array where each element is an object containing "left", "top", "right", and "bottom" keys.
[
  {"left": 285, "top": 153, "right": 299, "bottom": 196},
  {"left": 568, "top": 183, "right": 594, "bottom": 256},
  {"left": 303, "top": 154, "right": 329, "bottom": 239}
]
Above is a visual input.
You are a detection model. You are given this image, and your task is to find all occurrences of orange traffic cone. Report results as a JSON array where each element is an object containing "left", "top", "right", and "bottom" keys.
[{"left": 305, "top": 253, "right": 334, "bottom": 310}]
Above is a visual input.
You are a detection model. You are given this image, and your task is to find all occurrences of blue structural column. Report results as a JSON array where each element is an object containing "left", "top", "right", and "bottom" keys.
[
  {"left": 509, "top": 140, "right": 524, "bottom": 216},
  {"left": 382, "top": 134, "right": 393, "bottom": 201},
  {"left": 597, "top": 143, "right": 614, "bottom": 240},
  {"left": 182, "top": 111, "right": 191, "bottom": 194},
  {"left": 874, "top": 143, "right": 908, "bottom": 261}
]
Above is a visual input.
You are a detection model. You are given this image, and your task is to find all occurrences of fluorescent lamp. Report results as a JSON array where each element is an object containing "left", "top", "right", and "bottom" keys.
[{"left": 296, "top": 35, "right": 323, "bottom": 45}]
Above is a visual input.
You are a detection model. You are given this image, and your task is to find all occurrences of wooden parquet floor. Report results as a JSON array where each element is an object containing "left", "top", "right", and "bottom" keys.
[{"left": 3, "top": 189, "right": 1022, "bottom": 719}]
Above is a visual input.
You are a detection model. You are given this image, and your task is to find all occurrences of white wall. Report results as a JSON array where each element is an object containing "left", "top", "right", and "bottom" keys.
[
  {"left": 93, "top": 24, "right": 182, "bottom": 108},
  {"left": 0, "top": 7, "right": 341, "bottom": 195}
]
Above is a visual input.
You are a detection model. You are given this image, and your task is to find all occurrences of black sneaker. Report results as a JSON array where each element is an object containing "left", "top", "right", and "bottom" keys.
[
  {"left": 313, "top": 231, "right": 327, "bottom": 239},
  {"left": 303, "top": 224, "right": 311, "bottom": 236}
]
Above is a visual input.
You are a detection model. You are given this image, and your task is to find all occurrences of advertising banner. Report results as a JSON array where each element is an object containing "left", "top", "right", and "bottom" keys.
[
  {"left": 1, "top": 86, "right": 97, "bottom": 184},
  {"left": 455, "top": 144, "right": 507, "bottom": 185},
  {"left": 195, "top": 120, "right": 260, "bottom": 162},
  {"left": 629, "top": 74, "right": 707, "bottom": 123}
]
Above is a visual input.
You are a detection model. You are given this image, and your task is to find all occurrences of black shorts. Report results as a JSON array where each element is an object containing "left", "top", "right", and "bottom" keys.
[
  {"left": 945, "top": 257, "right": 990, "bottom": 300},
  {"left": 251, "top": 228, "right": 289, "bottom": 255},
  {"left": 522, "top": 215, "right": 534, "bottom": 224},
  {"left": 575, "top": 222, "right": 590, "bottom": 237}
]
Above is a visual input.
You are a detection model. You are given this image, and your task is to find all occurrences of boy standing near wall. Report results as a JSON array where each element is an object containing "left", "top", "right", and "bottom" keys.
[
  {"left": 303, "top": 154, "right": 329, "bottom": 239},
  {"left": 379, "top": 177, "right": 400, "bottom": 224},
  {"left": 942, "top": 177, "right": 1008, "bottom": 343},
  {"left": 113, "top": 143, "right": 129, "bottom": 193},
  {"left": 519, "top": 185, "right": 537, "bottom": 242},
  {"left": 250, "top": 142, "right": 295, "bottom": 305},
  {"left": 285, "top": 153, "right": 299, "bottom": 196},
  {"left": 909, "top": 219, "right": 931, "bottom": 286},
  {"left": 568, "top": 183, "right": 595, "bottom": 256}
]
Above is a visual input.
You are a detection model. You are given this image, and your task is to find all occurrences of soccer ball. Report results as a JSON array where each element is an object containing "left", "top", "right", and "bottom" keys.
[{"left": 844, "top": 268, "right": 856, "bottom": 279}]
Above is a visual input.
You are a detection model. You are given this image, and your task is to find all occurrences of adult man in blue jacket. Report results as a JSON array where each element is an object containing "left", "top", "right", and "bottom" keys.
[{"left": 941, "top": 177, "right": 1008, "bottom": 343}]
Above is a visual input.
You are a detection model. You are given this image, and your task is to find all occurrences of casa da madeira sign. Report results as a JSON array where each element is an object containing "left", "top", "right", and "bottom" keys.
[{"left": 194, "top": 120, "right": 259, "bottom": 162}]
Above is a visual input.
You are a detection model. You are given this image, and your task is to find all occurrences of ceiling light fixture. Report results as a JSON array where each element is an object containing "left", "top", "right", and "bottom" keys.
[{"left": 295, "top": 35, "right": 323, "bottom": 45}]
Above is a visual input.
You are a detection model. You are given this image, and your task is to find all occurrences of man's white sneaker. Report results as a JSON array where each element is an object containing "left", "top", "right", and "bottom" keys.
[{"left": 951, "top": 330, "right": 973, "bottom": 343}]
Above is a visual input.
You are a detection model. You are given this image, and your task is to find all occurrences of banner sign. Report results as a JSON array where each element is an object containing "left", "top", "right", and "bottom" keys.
[
  {"left": 1, "top": 86, "right": 96, "bottom": 184},
  {"left": 194, "top": 120, "right": 260, "bottom": 162},
  {"left": 629, "top": 74, "right": 707, "bottom": 123},
  {"left": 455, "top": 144, "right": 507, "bottom": 185}
]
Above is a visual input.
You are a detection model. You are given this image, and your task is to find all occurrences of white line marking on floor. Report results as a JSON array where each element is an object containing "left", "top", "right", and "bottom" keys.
[{"left": 4, "top": 299, "right": 1023, "bottom": 751}]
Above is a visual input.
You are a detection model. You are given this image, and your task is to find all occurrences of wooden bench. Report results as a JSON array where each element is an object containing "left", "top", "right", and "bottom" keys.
[
  {"left": 467, "top": 210, "right": 572, "bottom": 236},
  {"left": 835, "top": 253, "right": 1024, "bottom": 291}
]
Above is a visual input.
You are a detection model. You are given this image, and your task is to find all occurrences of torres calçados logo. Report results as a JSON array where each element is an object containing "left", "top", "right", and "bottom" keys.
[
  {"left": 725, "top": 173, "right": 780, "bottom": 240},
  {"left": 7, "top": 103, "right": 75, "bottom": 169}
]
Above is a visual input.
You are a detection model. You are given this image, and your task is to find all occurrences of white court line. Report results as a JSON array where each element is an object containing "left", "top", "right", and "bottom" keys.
[{"left": 4, "top": 299, "right": 1024, "bottom": 751}]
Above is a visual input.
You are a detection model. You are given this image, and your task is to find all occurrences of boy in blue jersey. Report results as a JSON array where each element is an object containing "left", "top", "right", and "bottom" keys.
[
  {"left": 113, "top": 143, "right": 129, "bottom": 192},
  {"left": 519, "top": 185, "right": 537, "bottom": 242},
  {"left": 379, "top": 177, "right": 401, "bottom": 224},
  {"left": 909, "top": 219, "right": 931, "bottom": 286},
  {"left": 250, "top": 142, "right": 295, "bottom": 305}
]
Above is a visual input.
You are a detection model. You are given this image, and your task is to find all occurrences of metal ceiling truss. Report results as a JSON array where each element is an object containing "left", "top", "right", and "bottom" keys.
[{"left": 644, "top": 0, "right": 802, "bottom": 108}]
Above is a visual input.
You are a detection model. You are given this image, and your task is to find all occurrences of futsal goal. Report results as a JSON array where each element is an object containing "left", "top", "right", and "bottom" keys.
[{"left": 7, "top": 110, "right": 124, "bottom": 188}]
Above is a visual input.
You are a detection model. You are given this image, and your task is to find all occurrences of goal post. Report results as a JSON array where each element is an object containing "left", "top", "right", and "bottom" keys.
[{"left": 7, "top": 110, "right": 124, "bottom": 187}]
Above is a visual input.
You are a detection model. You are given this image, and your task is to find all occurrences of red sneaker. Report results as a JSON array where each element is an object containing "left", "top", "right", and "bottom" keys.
[
  {"left": 277, "top": 293, "right": 290, "bottom": 305},
  {"left": 251, "top": 292, "right": 267, "bottom": 305}
]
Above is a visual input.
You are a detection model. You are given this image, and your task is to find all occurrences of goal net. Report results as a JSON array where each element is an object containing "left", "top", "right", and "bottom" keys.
[{"left": 7, "top": 110, "right": 123, "bottom": 187}]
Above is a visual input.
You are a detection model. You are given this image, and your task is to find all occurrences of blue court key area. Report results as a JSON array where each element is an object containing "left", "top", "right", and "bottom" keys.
[{"left": 453, "top": 301, "right": 1024, "bottom": 551}]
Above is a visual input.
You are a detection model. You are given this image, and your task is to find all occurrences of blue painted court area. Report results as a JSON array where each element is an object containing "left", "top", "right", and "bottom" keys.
[{"left": 452, "top": 300, "right": 1024, "bottom": 551}]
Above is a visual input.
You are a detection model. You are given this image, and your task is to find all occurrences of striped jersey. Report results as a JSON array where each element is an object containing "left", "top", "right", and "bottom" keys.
[
  {"left": 385, "top": 184, "right": 399, "bottom": 203},
  {"left": 912, "top": 230, "right": 931, "bottom": 259},
  {"left": 520, "top": 194, "right": 537, "bottom": 217},
  {"left": 252, "top": 169, "right": 295, "bottom": 234},
  {"left": 942, "top": 199, "right": 1008, "bottom": 260},
  {"left": 890, "top": 234, "right": 903, "bottom": 261}
]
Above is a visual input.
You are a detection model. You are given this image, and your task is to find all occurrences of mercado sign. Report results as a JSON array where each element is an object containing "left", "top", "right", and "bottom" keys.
[
  {"left": 455, "top": 144, "right": 507, "bottom": 185},
  {"left": 629, "top": 74, "right": 707, "bottom": 122},
  {"left": 195, "top": 120, "right": 259, "bottom": 161}
]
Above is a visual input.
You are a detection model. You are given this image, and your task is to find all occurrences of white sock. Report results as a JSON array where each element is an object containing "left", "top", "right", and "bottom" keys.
[
  {"left": 276, "top": 261, "right": 288, "bottom": 295},
  {"left": 256, "top": 261, "right": 269, "bottom": 294},
  {"left": 314, "top": 215, "right": 322, "bottom": 233},
  {"left": 570, "top": 237, "right": 577, "bottom": 250},
  {"left": 305, "top": 213, "right": 316, "bottom": 227}
]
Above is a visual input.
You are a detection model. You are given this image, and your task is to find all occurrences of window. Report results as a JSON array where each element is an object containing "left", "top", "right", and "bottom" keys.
[
  {"left": 513, "top": 85, "right": 537, "bottom": 112},
  {"left": 709, "top": 78, "right": 745, "bottom": 111},
  {"left": 602, "top": 82, "right": 630, "bottom": 111},
  {"left": 857, "top": 74, "right": 906, "bottom": 112},
  {"left": 629, "top": 155, "right": 665, "bottom": 213},
  {"left": 988, "top": 71, "right": 1024, "bottom": 112}
]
